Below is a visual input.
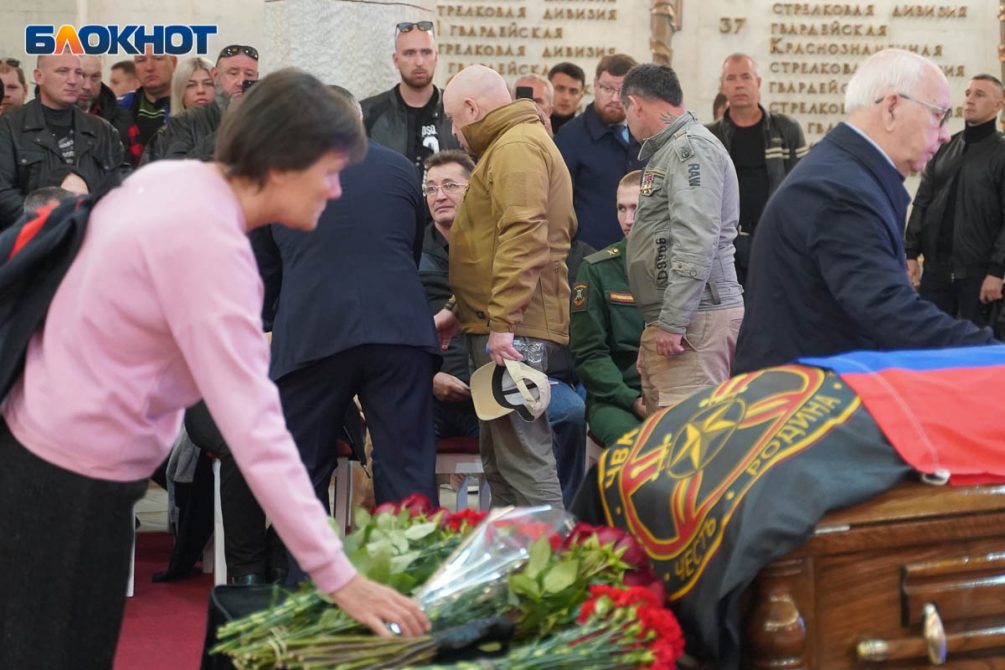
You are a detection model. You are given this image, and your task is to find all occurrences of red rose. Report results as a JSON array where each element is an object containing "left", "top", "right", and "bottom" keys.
[
  {"left": 371, "top": 502, "right": 399, "bottom": 516},
  {"left": 562, "top": 521, "right": 597, "bottom": 549},
  {"left": 623, "top": 566, "right": 666, "bottom": 603},
  {"left": 615, "top": 534, "right": 650, "bottom": 570},
  {"left": 592, "top": 525, "right": 628, "bottom": 547},
  {"left": 398, "top": 493, "right": 435, "bottom": 517}
]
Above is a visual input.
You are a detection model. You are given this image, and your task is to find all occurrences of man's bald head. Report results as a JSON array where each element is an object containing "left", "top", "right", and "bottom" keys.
[{"left": 442, "top": 65, "right": 512, "bottom": 152}]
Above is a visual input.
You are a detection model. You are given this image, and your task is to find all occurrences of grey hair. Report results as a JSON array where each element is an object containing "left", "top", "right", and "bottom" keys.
[
  {"left": 512, "top": 73, "right": 553, "bottom": 104},
  {"left": 845, "top": 48, "right": 940, "bottom": 113},
  {"left": 171, "top": 56, "right": 215, "bottom": 111},
  {"left": 721, "top": 53, "right": 758, "bottom": 78}
]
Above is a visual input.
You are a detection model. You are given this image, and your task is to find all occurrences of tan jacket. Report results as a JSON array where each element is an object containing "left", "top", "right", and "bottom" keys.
[{"left": 449, "top": 100, "right": 577, "bottom": 344}]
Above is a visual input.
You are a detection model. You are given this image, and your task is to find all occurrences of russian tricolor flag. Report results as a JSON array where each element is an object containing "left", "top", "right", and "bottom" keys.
[{"left": 801, "top": 345, "right": 1005, "bottom": 485}]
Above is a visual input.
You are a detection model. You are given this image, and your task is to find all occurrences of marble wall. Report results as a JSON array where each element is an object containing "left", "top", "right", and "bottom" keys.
[{"left": 2, "top": 0, "right": 1001, "bottom": 134}]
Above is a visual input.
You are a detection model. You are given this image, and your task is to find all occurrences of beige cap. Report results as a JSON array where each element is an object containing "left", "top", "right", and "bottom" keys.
[{"left": 470, "top": 359, "right": 551, "bottom": 422}]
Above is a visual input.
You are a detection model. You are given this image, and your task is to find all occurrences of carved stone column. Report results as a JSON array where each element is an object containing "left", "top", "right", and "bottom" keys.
[{"left": 650, "top": 0, "right": 682, "bottom": 65}]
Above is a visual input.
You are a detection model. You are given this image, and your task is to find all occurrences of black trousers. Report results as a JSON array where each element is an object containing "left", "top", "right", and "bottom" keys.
[
  {"left": 0, "top": 421, "right": 146, "bottom": 670},
  {"left": 920, "top": 265, "right": 993, "bottom": 327},
  {"left": 278, "top": 345, "right": 438, "bottom": 586},
  {"left": 276, "top": 344, "right": 438, "bottom": 508}
]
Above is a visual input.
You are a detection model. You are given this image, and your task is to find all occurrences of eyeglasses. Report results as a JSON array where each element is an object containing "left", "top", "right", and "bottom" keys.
[
  {"left": 876, "top": 92, "right": 951, "bottom": 127},
  {"left": 422, "top": 181, "right": 467, "bottom": 197},
  {"left": 218, "top": 45, "right": 259, "bottom": 62},
  {"left": 3, "top": 58, "right": 20, "bottom": 68},
  {"left": 396, "top": 21, "right": 434, "bottom": 36},
  {"left": 595, "top": 83, "right": 622, "bottom": 96}
]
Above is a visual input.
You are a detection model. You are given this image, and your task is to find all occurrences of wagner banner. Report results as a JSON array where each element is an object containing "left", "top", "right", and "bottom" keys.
[{"left": 593, "top": 364, "right": 912, "bottom": 668}]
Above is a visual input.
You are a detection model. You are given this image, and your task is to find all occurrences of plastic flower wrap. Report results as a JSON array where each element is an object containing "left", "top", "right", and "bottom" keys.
[{"left": 416, "top": 506, "right": 575, "bottom": 628}]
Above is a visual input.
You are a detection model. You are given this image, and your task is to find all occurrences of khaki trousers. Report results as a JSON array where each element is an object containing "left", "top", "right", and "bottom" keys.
[
  {"left": 637, "top": 307, "right": 744, "bottom": 415},
  {"left": 467, "top": 334, "right": 564, "bottom": 509}
]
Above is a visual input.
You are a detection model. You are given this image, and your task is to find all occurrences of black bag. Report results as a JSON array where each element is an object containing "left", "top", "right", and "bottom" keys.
[{"left": 0, "top": 196, "right": 95, "bottom": 402}]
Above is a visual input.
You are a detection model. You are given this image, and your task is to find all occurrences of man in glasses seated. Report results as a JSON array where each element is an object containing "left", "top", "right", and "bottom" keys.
[
  {"left": 142, "top": 44, "right": 260, "bottom": 163},
  {"left": 734, "top": 48, "right": 998, "bottom": 375},
  {"left": 361, "top": 21, "right": 459, "bottom": 177}
]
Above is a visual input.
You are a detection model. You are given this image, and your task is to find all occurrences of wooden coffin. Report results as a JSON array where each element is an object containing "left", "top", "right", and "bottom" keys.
[{"left": 744, "top": 482, "right": 1005, "bottom": 669}]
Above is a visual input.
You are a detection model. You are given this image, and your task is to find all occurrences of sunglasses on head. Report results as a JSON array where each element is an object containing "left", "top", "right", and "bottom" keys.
[
  {"left": 396, "top": 21, "right": 434, "bottom": 36},
  {"left": 218, "top": 45, "right": 259, "bottom": 62},
  {"left": 3, "top": 58, "right": 20, "bottom": 68}
]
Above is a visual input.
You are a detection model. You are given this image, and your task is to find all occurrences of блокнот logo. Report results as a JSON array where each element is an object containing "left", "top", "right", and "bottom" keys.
[{"left": 26, "top": 24, "right": 217, "bottom": 55}]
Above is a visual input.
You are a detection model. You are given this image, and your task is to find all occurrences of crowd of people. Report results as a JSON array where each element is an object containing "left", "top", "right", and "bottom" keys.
[{"left": 0, "top": 18, "right": 1003, "bottom": 669}]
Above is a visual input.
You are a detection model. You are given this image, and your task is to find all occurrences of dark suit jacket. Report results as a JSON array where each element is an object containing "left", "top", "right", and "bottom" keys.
[
  {"left": 734, "top": 122, "right": 995, "bottom": 374},
  {"left": 252, "top": 142, "right": 439, "bottom": 381},
  {"left": 554, "top": 104, "right": 644, "bottom": 250}
]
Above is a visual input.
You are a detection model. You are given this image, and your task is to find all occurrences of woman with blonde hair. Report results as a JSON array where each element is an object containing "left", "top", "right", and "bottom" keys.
[{"left": 171, "top": 56, "right": 216, "bottom": 112}]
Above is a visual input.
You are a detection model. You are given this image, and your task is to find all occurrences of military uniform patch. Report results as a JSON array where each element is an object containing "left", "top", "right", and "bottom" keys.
[
  {"left": 607, "top": 291, "right": 635, "bottom": 304},
  {"left": 572, "top": 282, "right": 589, "bottom": 311},
  {"left": 640, "top": 171, "right": 656, "bottom": 196}
]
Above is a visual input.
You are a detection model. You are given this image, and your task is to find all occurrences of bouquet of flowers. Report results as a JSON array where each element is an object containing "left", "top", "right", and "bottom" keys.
[
  {"left": 213, "top": 495, "right": 486, "bottom": 669},
  {"left": 212, "top": 497, "right": 684, "bottom": 670},
  {"left": 414, "top": 585, "right": 686, "bottom": 670}
]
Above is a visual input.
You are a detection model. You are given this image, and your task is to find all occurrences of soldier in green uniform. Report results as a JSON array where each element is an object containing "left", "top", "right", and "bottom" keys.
[{"left": 570, "top": 171, "right": 646, "bottom": 446}]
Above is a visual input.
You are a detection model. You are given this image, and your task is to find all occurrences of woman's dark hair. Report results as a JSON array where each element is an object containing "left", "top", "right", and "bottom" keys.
[{"left": 215, "top": 68, "right": 366, "bottom": 187}]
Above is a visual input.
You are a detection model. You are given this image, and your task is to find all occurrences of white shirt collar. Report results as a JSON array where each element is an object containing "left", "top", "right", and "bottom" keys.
[{"left": 843, "top": 121, "right": 898, "bottom": 171}]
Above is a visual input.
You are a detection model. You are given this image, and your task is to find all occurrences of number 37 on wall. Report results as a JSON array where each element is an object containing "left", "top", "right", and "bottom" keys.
[{"left": 719, "top": 17, "right": 746, "bottom": 34}]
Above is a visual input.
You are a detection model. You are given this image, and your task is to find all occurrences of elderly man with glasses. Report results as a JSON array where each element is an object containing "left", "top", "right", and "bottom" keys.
[
  {"left": 361, "top": 21, "right": 459, "bottom": 177},
  {"left": 555, "top": 54, "right": 646, "bottom": 250},
  {"left": 734, "top": 48, "right": 997, "bottom": 375}
]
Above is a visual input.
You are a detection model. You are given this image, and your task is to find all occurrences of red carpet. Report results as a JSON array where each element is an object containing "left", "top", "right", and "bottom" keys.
[{"left": 114, "top": 532, "right": 214, "bottom": 670}]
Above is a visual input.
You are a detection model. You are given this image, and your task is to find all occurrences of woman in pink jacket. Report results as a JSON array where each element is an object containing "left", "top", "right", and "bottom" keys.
[{"left": 0, "top": 69, "right": 427, "bottom": 669}]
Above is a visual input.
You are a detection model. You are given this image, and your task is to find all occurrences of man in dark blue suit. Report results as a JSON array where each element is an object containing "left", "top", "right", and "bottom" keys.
[
  {"left": 251, "top": 88, "right": 439, "bottom": 512},
  {"left": 555, "top": 54, "right": 645, "bottom": 250},
  {"left": 734, "top": 49, "right": 997, "bottom": 374}
]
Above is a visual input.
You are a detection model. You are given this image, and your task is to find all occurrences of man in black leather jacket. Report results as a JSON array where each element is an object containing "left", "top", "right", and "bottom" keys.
[
  {"left": 142, "top": 44, "right": 259, "bottom": 163},
  {"left": 77, "top": 56, "right": 141, "bottom": 165},
  {"left": 0, "top": 54, "right": 128, "bottom": 229},
  {"left": 361, "top": 22, "right": 458, "bottom": 176},
  {"left": 905, "top": 74, "right": 1005, "bottom": 327}
]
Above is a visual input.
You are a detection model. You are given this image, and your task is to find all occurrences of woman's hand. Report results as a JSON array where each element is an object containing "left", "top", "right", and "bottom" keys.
[{"left": 329, "top": 575, "right": 431, "bottom": 638}]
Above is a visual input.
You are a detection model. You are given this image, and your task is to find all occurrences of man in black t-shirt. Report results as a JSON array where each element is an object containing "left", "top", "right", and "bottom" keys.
[
  {"left": 361, "top": 22, "right": 459, "bottom": 176},
  {"left": 0, "top": 54, "right": 127, "bottom": 228},
  {"left": 707, "top": 54, "right": 808, "bottom": 289}
]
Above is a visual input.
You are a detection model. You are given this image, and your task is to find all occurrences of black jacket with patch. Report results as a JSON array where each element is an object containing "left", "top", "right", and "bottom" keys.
[{"left": 0, "top": 99, "right": 128, "bottom": 229}]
